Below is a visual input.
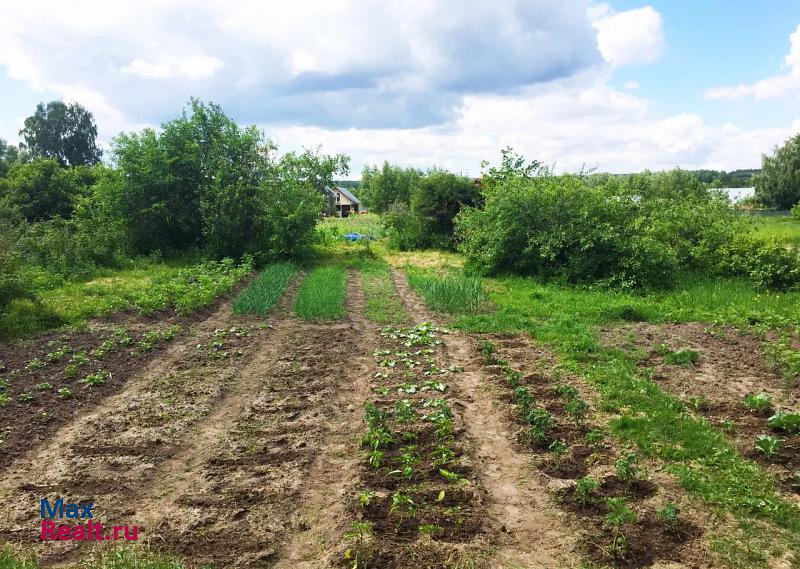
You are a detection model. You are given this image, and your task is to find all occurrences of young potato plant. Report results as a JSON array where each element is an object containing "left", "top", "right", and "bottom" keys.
[
  {"left": 35, "top": 382, "right": 52, "bottom": 391},
  {"left": 656, "top": 501, "right": 681, "bottom": 532},
  {"left": 479, "top": 339, "right": 497, "bottom": 364},
  {"left": 503, "top": 367, "right": 523, "bottom": 388},
  {"left": 566, "top": 398, "right": 590, "bottom": 428},
  {"left": 0, "top": 393, "right": 11, "bottom": 406},
  {"left": 57, "top": 387, "right": 72, "bottom": 399},
  {"left": 80, "top": 371, "right": 109, "bottom": 387},
  {"left": 25, "top": 358, "right": 45, "bottom": 372},
  {"left": 615, "top": 452, "right": 641, "bottom": 483},
  {"left": 92, "top": 339, "right": 116, "bottom": 359},
  {"left": 46, "top": 344, "right": 71, "bottom": 363},
  {"left": 393, "top": 399, "right": 417, "bottom": 423},
  {"left": 574, "top": 476, "right": 600, "bottom": 506}
]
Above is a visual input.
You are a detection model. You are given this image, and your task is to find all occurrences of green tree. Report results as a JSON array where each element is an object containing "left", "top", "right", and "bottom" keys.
[
  {"left": 360, "top": 162, "right": 421, "bottom": 213},
  {"left": 277, "top": 147, "right": 350, "bottom": 214},
  {"left": 0, "top": 158, "right": 82, "bottom": 221},
  {"left": 19, "top": 101, "right": 102, "bottom": 166},
  {"left": 411, "top": 171, "right": 481, "bottom": 248},
  {"left": 754, "top": 133, "right": 800, "bottom": 209}
]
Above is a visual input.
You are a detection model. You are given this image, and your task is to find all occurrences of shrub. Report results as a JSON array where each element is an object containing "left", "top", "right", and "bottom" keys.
[{"left": 717, "top": 234, "right": 800, "bottom": 290}]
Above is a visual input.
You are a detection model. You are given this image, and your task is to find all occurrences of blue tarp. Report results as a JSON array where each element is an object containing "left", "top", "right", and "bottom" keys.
[{"left": 344, "top": 233, "right": 372, "bottom": 241}]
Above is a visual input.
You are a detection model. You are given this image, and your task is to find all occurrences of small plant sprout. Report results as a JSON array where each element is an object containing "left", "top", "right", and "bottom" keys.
[
  {"left": 513, "top": 386, "right": 534, "bottom": 410},
  {"left": 418, "top": 523, "right": 443, "bottom": 538},
  {"left": 363, "top": 402, "right": 390, "bottom": 428},
  {"left": 524, "top": 408, "right": 553, "bottom": 430},
  {"left": 768, "top": 411, "right": 800, "bottom": 435},
  {"left": 19, "top": 392, "right": 34, "bottom": 403},
  {"left": 343, "top": 521, "right": 374, "bottom": 568},
  {"left": 585, "top": 430, "right": 605, "bottom": 446},
  {"left": 368, "top": 449, "right": 384, "bottom": 469},
  {"left": 548, "top": 439, "right": 568, "bottom": 455},
  {"left": 754, "top": 434, "right": 783, "bottom": 458},
  {"left": 36, "top": 382, "right": 53, "bottom": 391},
  {"left": 555, "top": 384, "right": 579, "bottom": 399},
  {"left": 479, "top": 339, "right": 496, "bottom": 364},
  {"left": 390, "top": 492, "right": 417, "bottom": 519},
  {"left": 432, "top": 444, "right": 456, "bottom": 467},
  {"left": 656, "top": 501, "right": 681, "bottom": 530},
  {"left": 0, "top": 393, "right": 10, "bottom": 406},
  {"left": 615, "top": 452, "right": 641, "bottom": 483},
  {"left": 744, "top": 392, "right": 773, "bottom": 415},
  {"left": 80, "top": 371, "right": 109, "bottom": 387},
  {"left": 25, "top": 358, "right": 45, "bottom": 372},
  {"left": 358, "top": 491, "right": 376, "bottom": 508},
  {"left": 603, "top": 497, "right": 638, "bottom": 559},
  {"left": 664, "top": 348, "right": 699, "bottom": 366},
  {"left": 393, "top": 399, "right": 417, "bottom": 423},
  {"left": 390, "top": 446, "right": 419, "bottom": 480},
  {"left": 439, "top": 468, "right": 464, "bottom": 482},
  {"left": 57, "top": 387, "right": 72, "bottom": 399},
  {"left": 574, "top": 476, "right": 600, "bottom": 506},
  {"left": 46, "top": 345, "right": 71, "bottom": 363},
  {"left": 566, "top": 398, "right": 590, "bottom": 428}
]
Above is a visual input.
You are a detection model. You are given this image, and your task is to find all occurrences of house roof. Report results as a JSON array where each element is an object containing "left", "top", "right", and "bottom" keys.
[{"left": 335, "top": 186, "right": 360, "bottom": 205}]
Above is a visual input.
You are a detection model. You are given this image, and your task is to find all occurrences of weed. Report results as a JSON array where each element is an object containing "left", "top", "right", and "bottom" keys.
[
  {"left": 664, "top": 348, "right": 699, "bottom": 366},
  {"left": 754, "top": 434, "right": 783, "bottom": 458},
  {"left": 548, "top": 439, "right": 568, "bottom": 455},
  {"left": 343, "top": 521, "right": 374, "bottom": 568},
  {"left": 585, "top": 430, "right": 605, "bottom": 446}
]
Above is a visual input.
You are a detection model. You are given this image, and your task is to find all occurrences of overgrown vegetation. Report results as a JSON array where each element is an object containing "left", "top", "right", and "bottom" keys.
[{"left": 405, "top": 267, "right": 485, "bottom": 314}]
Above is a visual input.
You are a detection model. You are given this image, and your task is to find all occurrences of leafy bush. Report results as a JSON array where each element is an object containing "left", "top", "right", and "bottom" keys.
[
  {"left": 792, "top": 204, "right": 800, "bottom": 220},
  {"left": 717, "top": 234, "right": 800, "bottom": 290}
]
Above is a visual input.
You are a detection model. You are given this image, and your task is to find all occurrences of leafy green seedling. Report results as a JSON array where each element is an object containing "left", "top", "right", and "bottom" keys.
[
  {"left": 439, "top": 468, "right": 464, "bottom": 482},
  {"left": 390, "top": 493, "right": 417, "bottom": 518},
  {"left": 554, "top": 384, "right": 579, "bottom": 399},
  {"left": 25, "top": 358, "right": 45, "bottom": 372},
  {"left": 358, "top": 491, "right": 375, "bottom": 507},
  {"left": 503, "top": 368, "right": 523, "bottom": 387},
  {"left": 768, "top": 411, "right": 800, "bottom": 435},
  {"left": 566, "top": 398, "right": 590, "bottom": 427},
  {"left": 418, "top": 524, "right": 443, "bottom": 537},
  {"left": 36, "top": 382, "right": 53, "bottom": 391},
  {"left": 80, "top": 372, "right": 109, "bottom": 387},
  {"left": 343, "top": 521, "right": 373, "bottom": 568},
  {"left": 603, "top": 497, "right": 638, "bottom": 558},
  {"left": 656, "top": 501, "right": 680, "bottom": 530},
  {"left": 479, "top": 340, "right": 496, "bottom": 364},
  {"left": 615, "top": 452, "right": 641, "bottom": 483},
  {"left": 394, "top": 399, "right": 417, "bottom": 423},
  {"left": 754, "top": 434, "right": 783, "bottom": 458},
  {"left": 574, "top": 476, "right": 600, "bottom": 506},
  {"left": 744, "top": 392, "right": 773, "bottom": 414},
  {"left": 0, "top": 393, "right": 11, "bottom": 406},
  {"left": 687, "top": 396, "right": 710, "bottom": 412},
  {"left": 19, "top": 392, "right": 34, "bottom": 403},
  {"left": 57, "top": 387, "right": 72, "bottom": 399}
]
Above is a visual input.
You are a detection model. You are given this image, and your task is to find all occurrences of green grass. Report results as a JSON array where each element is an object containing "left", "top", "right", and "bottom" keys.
[
  {"left": 319, "top": 212, "right": 383, "bottom": 238},
  {"left": 448, "top": 273, "right": 800, "bottom": 563},
  {"left": 294, "top": 265, "right": 348, "bottom": 320},
  {"left": 0, "top": 258, "right": 252, "bottom": 341},
  {"left": 405, "top": 267, "right": 486, "bottom": 315},
  {"left": 0, "top": 545, "right": 189, "bottom": 569},
  {"left": 232, "top": 263, "right": 297, "bottom": 315},
  {"left": 745, "top": 213, "right": 800, "bottom": 247},
  {"left": 356, "top": 259, "right": 410, "bottom": 324}
]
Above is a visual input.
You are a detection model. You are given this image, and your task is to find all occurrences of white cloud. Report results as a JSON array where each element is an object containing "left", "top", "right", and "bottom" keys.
[
  {"left": 623, "top": 80, "right": 640, "bottom": 90},
  {"left": 589, "top": 4, "right": 664, "bottom": 66},
  {"left": 121, "top": 56, "right": 223, "bottom": 80},
  {"left": 705, "top": 24, "right": 800, "bottom": 101}
]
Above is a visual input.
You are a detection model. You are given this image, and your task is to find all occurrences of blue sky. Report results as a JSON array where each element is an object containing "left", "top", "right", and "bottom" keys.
[{"left": 0, "top": 1, "right": 798, "bottom": 176}]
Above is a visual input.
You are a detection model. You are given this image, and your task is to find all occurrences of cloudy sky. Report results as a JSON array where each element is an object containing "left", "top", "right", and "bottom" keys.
[{"left": 1, "top": 0, "right": 799, "bottom": 176}]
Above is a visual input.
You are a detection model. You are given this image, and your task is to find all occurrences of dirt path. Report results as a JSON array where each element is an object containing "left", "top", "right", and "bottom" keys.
[
  {"left": 390, "top": 270, "right": 582, "bottom": 568},
  {"left": 270, "top": 270, "right": 377, "bottom": 569}
]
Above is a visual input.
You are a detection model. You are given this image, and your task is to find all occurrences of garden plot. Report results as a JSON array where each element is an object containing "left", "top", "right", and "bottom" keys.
[
  {"left": 0, "top": 293, "right": 285, "bottom": 564},
  {"left": 602, "top": 322, "right": 800, "bottom": 495}
]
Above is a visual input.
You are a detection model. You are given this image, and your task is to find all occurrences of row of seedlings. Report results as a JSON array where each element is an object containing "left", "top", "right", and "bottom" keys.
[
  {"left": 344, "top": 323, "right": 484, "bottom": 568},
  {"left": 478, "top": 337, "right": 700, "bottom": 568}
]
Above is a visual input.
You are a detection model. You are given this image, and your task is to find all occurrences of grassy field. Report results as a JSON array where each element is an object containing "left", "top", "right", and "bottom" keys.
[
  {"left": 406, "top": 266, "right": 486, "bottom": 314},
  {"left": 294, "top": 265, "right": 348, "bottom": 320},
  {"left": 745, "top": 212, "right": 800, "bottom": 246},
  {"left": 232, "top": 262, "right": 297, "bottom": 315}
]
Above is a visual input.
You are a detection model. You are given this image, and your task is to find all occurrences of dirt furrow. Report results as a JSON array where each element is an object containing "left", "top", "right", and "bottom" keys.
[
  {"left": 390, "top": 269, "right": 583, "bottom": 568},
  {"left": 0, "top": 292, "right": 284, "bottom": 563},
  {"left": 146, "top": 271, "right": 373, "bottom": 567},
  {"left": 271, "top": 270, "right": 377, "bottom": 569}
]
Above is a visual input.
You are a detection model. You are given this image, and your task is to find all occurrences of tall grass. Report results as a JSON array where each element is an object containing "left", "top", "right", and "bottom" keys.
[
  {"left": 405, "top": 267, "right": 485, "bottom": 314},
  {"left": 232, "top": 263, "right": 297, "bottom": 315},
  {"left": 357, "top": 259, "right": 410, "bottom": 324},
  {"left": 294, "top": 265, "right": 348, "bottom": 320},
  {"left": 0, "top": 545, "right": 188, "bottom": 569}
]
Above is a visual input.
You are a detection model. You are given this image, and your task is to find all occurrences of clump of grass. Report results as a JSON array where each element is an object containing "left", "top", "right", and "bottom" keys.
[
  {"left": 232, "top": 263, "right": 297, "bottom": 315},
  {"left": 664, "top": 348, "right": 699, "bottom": 366},
  {"left": 406, "top": 267, "right": 485, "bottom": 314},
  {"left": 294, "top": 266, "right": 348, "bottom": 321}
]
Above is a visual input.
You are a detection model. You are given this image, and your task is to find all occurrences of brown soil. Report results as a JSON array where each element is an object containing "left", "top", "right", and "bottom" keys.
[
  {"left": 601, "top": 322, "right": 800, "bottom": 493},
  {"left": 390, "top": 270, "right": 583, "bottom": 568}
]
